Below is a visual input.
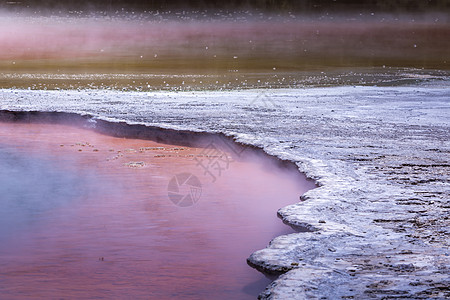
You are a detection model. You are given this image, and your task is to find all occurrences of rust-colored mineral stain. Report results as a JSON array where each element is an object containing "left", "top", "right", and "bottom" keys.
[{"left": 0, "top": 122, "right": 313, "bottom": 299}]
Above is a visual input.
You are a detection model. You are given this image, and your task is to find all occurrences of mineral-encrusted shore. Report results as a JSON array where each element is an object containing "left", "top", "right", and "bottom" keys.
[
  {"left": 245, "top": 88, "right": 450, "bottom": 299},
  {"left": 1, "top": 84, "right": 449, "bottom": 298}
]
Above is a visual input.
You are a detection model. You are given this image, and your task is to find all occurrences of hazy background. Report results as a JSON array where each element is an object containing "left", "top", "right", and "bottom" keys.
[{"left": 1, "top": 0, "right": 449, "bottom": 91}]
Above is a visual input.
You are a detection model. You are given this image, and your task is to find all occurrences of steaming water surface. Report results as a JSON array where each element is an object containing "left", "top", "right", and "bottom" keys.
[
  {"left": 0, "top": 123, "right": 314, "bottom": 299},
  {"left": 0, "top": 147, "right": 92, "bottom": 242},
  {"left": 0, "top": 12, "right": 449, "bottom": 91}
]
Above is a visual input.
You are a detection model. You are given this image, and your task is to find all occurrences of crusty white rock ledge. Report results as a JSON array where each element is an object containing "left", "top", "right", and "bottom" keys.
[
  {"left": 1, "top": 83, "right": 449, "bottom": 298},
  {"left": 245, "top": 87, "right": 450, "bottom": 299}
]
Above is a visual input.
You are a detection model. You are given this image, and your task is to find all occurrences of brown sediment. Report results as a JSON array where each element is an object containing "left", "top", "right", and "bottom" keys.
[{"left": 0, "top": 119, "right": 314, "bottom": 299}]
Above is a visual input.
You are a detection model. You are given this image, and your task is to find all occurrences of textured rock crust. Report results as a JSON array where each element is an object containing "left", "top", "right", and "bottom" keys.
[
  {"left": 245, "top": 88, "right": 450, "bottom": 299},
  {"left": 1, "top": 83, "right": 449, "bottom": 299}
]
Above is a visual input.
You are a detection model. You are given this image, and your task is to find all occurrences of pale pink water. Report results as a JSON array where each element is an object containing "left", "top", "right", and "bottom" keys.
[{"left": 0, "top": 123, "right": 315, "bottom": 299}]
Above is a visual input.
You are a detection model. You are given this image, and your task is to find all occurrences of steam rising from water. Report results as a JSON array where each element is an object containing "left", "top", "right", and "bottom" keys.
[
  {"left": 1, "top": 11, "right": 449, "bottom": 78},
  {"left": 0, "top": 121, "right": 314, "bottom": 299},
  {"left": 0, "top": 146, "right": 94, "bottom": 242}
]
